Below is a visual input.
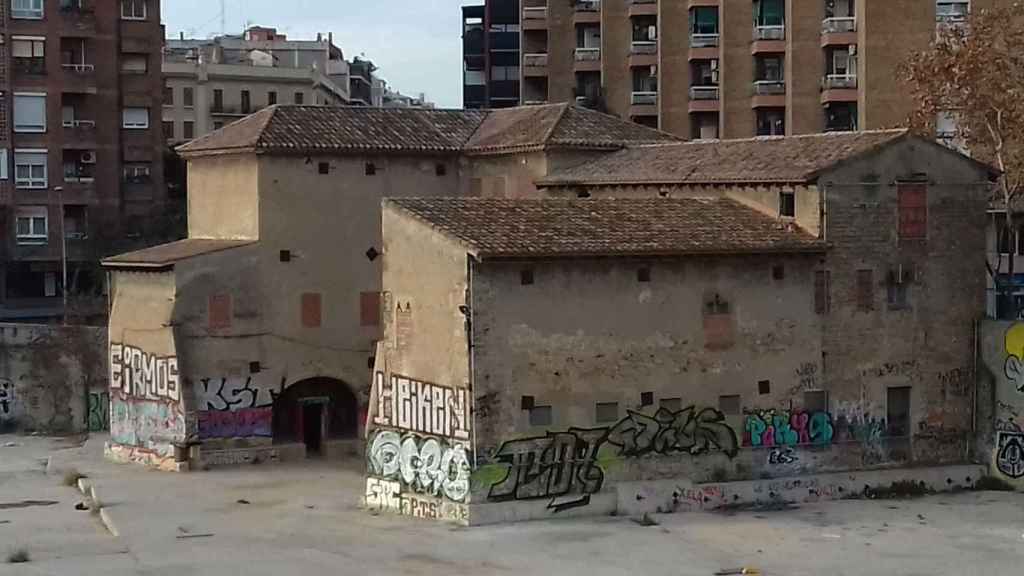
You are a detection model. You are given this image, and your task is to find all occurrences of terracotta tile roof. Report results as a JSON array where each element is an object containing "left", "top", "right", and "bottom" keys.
[
  {"left": 539, "top": 129, "right": 913, "bottom": 186},
  {"left": 102, "top": 239, "right": 256, "bottom": 269},
  {"left": 387, "top": 198, "right": 825, "bottom": 259},
  {"left": 178, "top": 103, "right": 677, "bottom": 157}
]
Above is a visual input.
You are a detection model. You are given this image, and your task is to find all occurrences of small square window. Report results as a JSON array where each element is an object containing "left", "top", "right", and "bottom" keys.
[
  {"left": 779, "top": 191, "right": 795, "bottom": 218},
  {"left": 640, "top": 391, "right": 654, "bottom": 406},
  {"left": 659, "top": 397, "right": 682, "bottom": 412},
  {"left": 758, "top": 380, "right": 771, "bottom": 395},
  {"left": 719, "top": 394, "right": 741, "bottom": 415},
  {"left": 365, "top": 162, "right": 376, "bottom": 176},
  {"left": 318, "top": 162, "right": 330, "bottom": 175},
  {"left": 279, "top": 250, "right": 291, "bottom": 262},
  {"left": 520, "top": 269, "right": 535, "bottom": 285},
  {"left": 520, "top": 395, "right": 535, "bottom": 410},
  {"left": 529, "top": 406, "right": 553, "bottom": 427},
  {"left": 637, "top": 267, "right": 651, "bottom": 283},
  {"left": 772, "top": 264, "right": 785, "bottom": 280},
  {"left": 248, "top": 361, "right": 261, "bottom": 374},
  {"left": 596, "top": 402, "right": 619, "bottom": 423},
  {"left": 435, "top": 163, "right": 447, "bottom": 176}
]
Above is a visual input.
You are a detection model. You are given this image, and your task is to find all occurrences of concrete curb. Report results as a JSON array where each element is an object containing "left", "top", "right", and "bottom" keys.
[
  {"left": 72, "top": 474, "right": 118, "bottom": 538},
  {"left": 99, "top": 508, "right": 119, "bottom": 538}
]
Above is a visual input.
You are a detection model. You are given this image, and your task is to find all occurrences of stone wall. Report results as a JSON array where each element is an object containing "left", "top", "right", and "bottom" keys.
[{"left": 978, "top": 320, "right": 1024, "bottom": 487}]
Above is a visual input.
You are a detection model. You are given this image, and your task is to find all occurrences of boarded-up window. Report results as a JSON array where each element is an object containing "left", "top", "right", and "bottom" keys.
[
  {"left": 856, "top": 269, "right": 874, "bottom": 311},
  {"left": 301, "top": 293, "right": 322, "bottom": 328},
  {"left": 814, "top": 270, "right": 831, "bottom": 314},
  {"left": 208, "top": 294, "right": 231, "bottom": 329},
  {"left": 360, "top": 291, "right": 381, "bottom": 326},
  {"left": 898, "top": 182, "right": 927, "bottom": 240}
]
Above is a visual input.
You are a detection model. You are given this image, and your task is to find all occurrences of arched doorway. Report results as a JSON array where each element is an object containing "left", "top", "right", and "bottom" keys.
[{"left": 272, "top": 377, "right": 358, "bottom": 456}]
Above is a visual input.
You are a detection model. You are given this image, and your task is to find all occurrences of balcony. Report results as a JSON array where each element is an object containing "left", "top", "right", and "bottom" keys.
[
  {"left": 631, "top": 91, "right": 658, "bottom": 106},
  {"left": 629, "top": 40, "right": 658, "bottom": 67},
  {"left": 211, "top": 105, "right": 256, "bottom": 117},
  {"left": 523, "top": 6, "right": 548, "bottom": 30},
  {"left": 752, "top": 81, "right": 786, "bottom": 108},
  {"left": 821, "top": 75, "right": 858, "bottom": 104},
  {"left": 688, "top": 86, "right": 719, "bottom": 113},
  {"left": 62, "top": 119, "right": 97, "bottom": 147},
  {"left": 823, "top": 74, "right": 857, "bottom": 89},
  {"left": 61, "top": 64, "right": 98, "bottom": 93},
  {"left": 755, "top": 25, "right": 785, "bottom": 40},
  {"left": 59, "top": 0, "right": 97, "bottom": 34},
  {"left": 691, "top": 33, "right": 720, "bottom": 48},
  {"left": 628, "top": 0, "right": 657, "bottom": 16},
  {"left": 574, "top": 0, "right": 601, "bottom": 24},
  {"left": 574, "top": 47, "right": 602, "bottom": 72},
  {"left": 821, "top": 17, "right": 857, "bottom": 46},
  {"left": 523, "top": 53, "right": 549, "bottom": 76}
]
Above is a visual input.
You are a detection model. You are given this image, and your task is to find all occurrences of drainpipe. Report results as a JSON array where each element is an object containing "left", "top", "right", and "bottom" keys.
[
  {"left": 971, "top": 317, "right": 979, "bottom": 463},
  {"left": 466, "top": 255, "right": 478, "bottom": 467}
]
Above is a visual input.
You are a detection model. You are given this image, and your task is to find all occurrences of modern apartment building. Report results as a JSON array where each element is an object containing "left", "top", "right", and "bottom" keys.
[
  {"left": 514, "top": 0, "right": 992, "bottom": 138},
  {"left": 462, "top": 0, "right": 521, "bottom": 109},
  {"left": 163, "top": 26, "right": 358, "bottom": 144},
  {"left": 0, "top": 0, "right": 165, "bottom": 320}
]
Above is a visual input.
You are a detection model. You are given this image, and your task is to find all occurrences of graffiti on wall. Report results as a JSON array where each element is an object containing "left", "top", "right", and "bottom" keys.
[
  {"left": 0, "top": 379, "right": 14, "bottom": 422},
  {"left": 768, "top": 447, "right": 798, "bottom": 465},
  {"left": 365, "top": 477, "right": 469, "bottom": 522},
  {"left": 110, "top": 344, "right": 180, "bottom": 402},
  {"left": 367, "top": 431, "right": 471, "bottom": 503},
  {"left": 372, "top": 372, "right": 470, "bottom": 440},
  {"left": 996, "top": 431, "right": 1024, "bottom": 479},
  {"left": 486, "top": 406, "right": 739, "bottom": 512},
  {"left": 196, "top": 376, "right": 279, "bottom": 439},
  {"left": 110, "top": 399, "right": 185, "bottom": 448},
  {"left": 1003, "top": 324, "right": 1024, "bottom": 394},
  {"left": 742, "top": 409, "right": 834, "bottom": 447},
  {"left": 88, "top": 391, "right": 109, "bottom": 431}
]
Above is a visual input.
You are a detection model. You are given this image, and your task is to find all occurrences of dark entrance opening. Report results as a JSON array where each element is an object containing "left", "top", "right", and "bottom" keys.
[{"left": 272, "top": 377, "right": 358, "bottom": 457}]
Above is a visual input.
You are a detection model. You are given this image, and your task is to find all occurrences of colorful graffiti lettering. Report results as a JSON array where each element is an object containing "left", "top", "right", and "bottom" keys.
[
  {"left": 364, "top": 478, "right": 468, "bottom": 522},
  {"left": 367, "top": 431, "right": 471, "bottom": 503},
  {"left": 996, "top": 432, "right": 1024, "bottom": 479},
  {"left": 195, "top": 376, "right": 278, "bottom": 440},
  {"left": 372, "top": 372, "right": 469, "bottom": 440},
  {"left": 110, "top": 399, "right": 186, "bottom": 448},
  {"left": 110, "top": 344, "right": 180, "bottom": 402},
  {"left": 198, "top": 408, "right": 272, "bottom": 439},
  {"left": 1004, "top": 324, "right": 1024, "bottom": 394},
  {"left": 605, "top": 407, "right": 740, "bottom": 458},
  {"left": 768, "top": 447, "right": 798, "bottom": 465},
  {"left": 742, "top": 409, "right": 834, "bottom": 447},
  {"left": 88, "top": 391, "right": 109, "bottom": 432}
]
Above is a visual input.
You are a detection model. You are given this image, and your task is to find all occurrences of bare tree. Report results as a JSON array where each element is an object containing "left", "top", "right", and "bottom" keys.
[{"left": 900, "top": 3, "right": 1024, "bottom": 317}]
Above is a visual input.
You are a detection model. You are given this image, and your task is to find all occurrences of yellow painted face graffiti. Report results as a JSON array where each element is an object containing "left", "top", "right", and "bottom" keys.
[{"left": 1005, "top": 324, "right": 1024, "bottom": 358}]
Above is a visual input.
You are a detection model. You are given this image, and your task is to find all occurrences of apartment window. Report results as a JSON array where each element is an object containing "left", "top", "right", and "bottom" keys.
[
  {"left": 123, "top": 162, "right": 151, "bottom": 183},
  {"left": 814, "top": 270, "right": 831, "bottom": 314},
  {"left": 491, "top": 66, "right": 520, "bottom": 81},
  {"left": 825, "top": 102, "right": 858, "bottom": 132},
  {"left": 14, "top": 93, "right": 47, "bottom": 133},
  {"left": 886, "top": 387, "right": 912, "bottom": 437},
  {"left": 163, "top": 85, "right": 173, "bottom": 106},
  {"left": 856, "top": 269, "right": 874, "bottom": 311},
  {"left": 15, "top": 206, "right": 48, "bottom": 245},
  {"left": 529, "top": 406, "right": 553, "bottom": 427},
  {"left": 630, "top": 18, "right": 655, "bottom": 43},
  {"left": 595, "top": 402, "right": 619, "bottom": 424},
  {"left": 0, "top": 149, "right": 8, "bottom": 180},
  {"left": 122, "top": 107, "right": 149, "bottom": 129},
  {"left": 212, "top": 89, "right": 224, "bottom": 112},
  {"left": 183, "top": 87, "right": 194, "bottom": 108},
  {"left": 691, "top": 6, "right": 719, "bottom": 35},
  {"left": 294, "top": 91, "right": 305, "bottom": 105},
  {"left": 63, "top": 150, "right": 95, "bottom": 182},
  {"left": 14, "top": 150, "right": 47, "bottom": 189},
  {"left": 121, "top": 54, "right": 148, "bottom": 74},
  {"left": 12, "top": 37, "right": 46, "bottom": 74},
  {"left": 12, "top": 0, "right": 43, "bottom": 19},
  {"left": 755, "top": 54, "right": 784, "bottom": 82},
  {"left": 756, "top": 108, "right": 785, "bottom": 136},
  {"left": 632, "top": 67, "right": 657, "bottom": 93},
  {"left": 754, "top": 0, "right": 784, "bottom": 27},
  {"left": 63, "top": 205, "right": 87, "bottom": 240},
  {"left": 779, "top": 190, "right": 795, "bottom": 217},
  {"left": 267, "top": 91, "right": 277, "bottom": 105},
  {"left": 302, "top": 293, "right": 322, "bottom": 328},
  {"left": 183, "top": 121, "right": 194, "bottom": 139},
  {"left": 578, "top": 24, "right": 601, "bottom": 48},
  {"left": 898, "top": 182, "right": 928, "bottom": 240},
  {"left": 121, "top": 0, "right": 147, "bottom": 20},
  {"left": 208, "top": 294, "right": 231, "bottom": 329},
  {"left": 241, "top": 90, "right": 251, "bottom": 114},
  {"left": 162, "top": 121, "right": 174, "bottom": 140}
]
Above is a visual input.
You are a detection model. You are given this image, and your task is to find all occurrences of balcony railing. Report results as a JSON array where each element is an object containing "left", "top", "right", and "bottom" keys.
[
  {"left": 824, "top": 74, "right": 857, "bottom": 89},
  {"left": 631, "top": 91, "right": 658, "bottom": 105},
  {"left": 575, "top": 0, "right": 600, "bottom": 11},
  {"left": 524, "top": 53, "right": 549, "bottom": 67},
  {"left": 575, "top": 47, "right": 602, "bottom": 61},
  {"left": 755, "top": 25, "right": 785, "bottom": 40},
  {"left": 754, "top": 80, "right": 786, "bottom": 95},
  {"left": 631, "top": 40, "right": 658, "bottom": 54},
  {"left": 691, "top": 33, "right": 720, "bottom": 48},
  {"left": 62, "top": 63, "right": 95, "bottom": 73},
  {"left": 523, "top": 6, "right": 548, "bottom": 20},
  {"left": 689, "top": 86, "right": 720, "bottom": 100},
  {"left": 822, "top": 16, "right": 856, "bottom": 33},
  {"left": 14, "top": 59, "right": 46, "bottom": 75}
]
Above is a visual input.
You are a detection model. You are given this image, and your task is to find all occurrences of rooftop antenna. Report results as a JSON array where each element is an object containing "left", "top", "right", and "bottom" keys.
[{"left": 219, "top": 0, "right": 226, "bottom": 36}]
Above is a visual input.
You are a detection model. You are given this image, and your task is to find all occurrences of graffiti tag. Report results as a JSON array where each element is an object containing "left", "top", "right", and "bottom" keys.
[
  {"left": 372, "top": 372, "right": 470, "bottom": 440},
  {"left": 996, "top": 432, "right": 1024, "bottom": 479},
  {"left": 367, "top": 431, "right": 471, "bottom": 503},
  {"left": 88, "top": 391, "right": 109, "bottom": 431},
  {"left": 768, "top": 447, "right": 798, "bottom": 465},
  {"left": 110, "top": 344, "right": 180, "bottom": 402},
  {"left": 743, "top": 409, "right": 834, "bottom": 447}
]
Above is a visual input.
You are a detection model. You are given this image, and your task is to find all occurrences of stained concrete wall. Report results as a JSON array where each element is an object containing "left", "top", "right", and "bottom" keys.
[
  {"left": 0, "top": 323, "right": 106, "bottom": 434},
  {"left": 187, "top": 155, "right": 260, "bottom": 240},
  {"left": 978, "top": 320, "right": 1024, "bottom": 487}
]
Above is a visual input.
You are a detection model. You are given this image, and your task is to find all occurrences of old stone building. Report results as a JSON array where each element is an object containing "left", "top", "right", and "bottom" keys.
[
  {"left": 101, "top": 104, "right": 675, "bottom": 470},
  {"left": 369, "top": 130, "right": 995, "bottom": 523}
]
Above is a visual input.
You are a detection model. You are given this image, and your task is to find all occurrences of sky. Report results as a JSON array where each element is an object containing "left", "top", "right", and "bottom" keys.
[{"left": 162, "top": 0, "right": 477, "bottom": 108}]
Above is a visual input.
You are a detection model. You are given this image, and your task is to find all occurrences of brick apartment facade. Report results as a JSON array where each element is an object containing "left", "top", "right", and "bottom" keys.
[
  {"left": 0, "top": 0, "right": 166, "bottom": 319},
  {"left": 511, "top": 0, "right": 1005, "bottom": 138}
]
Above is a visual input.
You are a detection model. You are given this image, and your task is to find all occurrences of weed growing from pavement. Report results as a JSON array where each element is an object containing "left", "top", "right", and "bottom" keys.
[{"left": 6, "top": 548, "right": 29, "bottom": 563}]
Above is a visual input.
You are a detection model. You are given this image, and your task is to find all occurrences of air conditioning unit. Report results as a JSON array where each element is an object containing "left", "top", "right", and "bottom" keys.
[
  {"left": 848, "top": 44, "right": 857, "bottom": 55},
  {"left": 80, "top": 151, "right": 96, "bottom": 164}
]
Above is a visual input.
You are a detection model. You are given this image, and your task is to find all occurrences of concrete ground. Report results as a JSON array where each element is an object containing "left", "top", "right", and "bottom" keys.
[{"left": 0, "top": 433, "right": 1019, "bottom": 575}]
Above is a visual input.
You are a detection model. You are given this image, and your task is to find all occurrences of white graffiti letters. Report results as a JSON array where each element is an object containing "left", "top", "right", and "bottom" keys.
[
  {"left": 368, "top": 431, "right": 470, "bottom": 503},
  {"left": 373, "top": 372, "right": 469, "bottom": 440},
  {"left": 110, "top": 344, "right": 179, "bottom": 402}
]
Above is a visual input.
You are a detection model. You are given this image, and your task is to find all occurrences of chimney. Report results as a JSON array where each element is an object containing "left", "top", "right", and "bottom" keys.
[
  {"left": 180, "top": 31, "right": 184, "bottom": 40},
  {"left": 317, "top": 32, "right": 322, "bottom": 42},
  {"left": 328, "top": 32, "right": 333, "bottom": 46}
]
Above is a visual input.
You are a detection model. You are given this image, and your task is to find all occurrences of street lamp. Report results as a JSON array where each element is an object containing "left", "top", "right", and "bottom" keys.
[{"left": 53, "top": 186, "right": 66, "bottom": 325}]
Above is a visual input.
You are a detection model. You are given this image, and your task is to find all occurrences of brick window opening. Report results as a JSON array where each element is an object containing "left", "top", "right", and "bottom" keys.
[
  {"left": 758, "top": 380, "right": 771, "bottom": 395},
  {"left": 637, "top": 267, "right": 651, "bottom": 283},
  {"left": 435, "top": 163, "right": 447, "bottom": 176},
  {"left": 596, "top": 402, "right": 619, "bottom": 423},
  {"left": 887, "top": 386, "right": 912, "bottom": 437},
  {"left": 318, "top": 162, "right": 330, "bottom": 175},
  {"left": 301, "top": 292, "right": 322, "bottom": 328},
  {"left": 659, "top": 397, "right": 682, "bottom": 412},
  {"left": 814, "top": 270, "right": 831, "bottom": 314},
  {"left": 249, "top": 361, "right": 261, "bottom": 374},
  {"left": 887, "top": 281, "right": 909, "bottom": 310},
  {"left": 640, "top": 391, "right": 654, "bottom": 406},
  {"left": 897, "top": 181, "right": 928, "bottom": 240},
  {"left": 772, "top": 264, "right": 785, "bottom": 280},
  {"left": 279, "top": 250, "right": 291, "bottom": 262},
  {"left": 365, "top": 162, "right": 376, "bottom": 176},
  {"left": 208, "top": 294, "right": 231, "bottom": 329},
  {"left": 719, "top": 394, "right": 742, "bottom": 415},
  {"left": 520, "top": 269, "right": 535, "bottom": 286},
  {"left": 360, "top": 291, "right": 382, "bottom": 327},
  {"left": 529, "top": 405, "right": 553, "bottom": 427},
  {"left": 856, "top": 269, "right": 874, "bottom": 311},
  {"left": 577, "top": 190, "right": 592, "bottom": 199},
  {"left": 520, "top": 395, "right": 535, "bottom": 410},
  {"left": 779, "top": 190, "right": 795, "bottom": 218},
  {"left": 804, "top": 390, "right": 828, "bottom": 413}
]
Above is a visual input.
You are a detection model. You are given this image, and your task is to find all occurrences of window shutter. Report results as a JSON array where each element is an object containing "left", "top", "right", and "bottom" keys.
[
  {"left": 301, "top": 293, "right": 322, "bottom": 328},
  {"left": 360, "top": 292, "right": 381, "bottom": 326},
  {"left": 898, "top": 182, "right": 927, "bottom": 239}
]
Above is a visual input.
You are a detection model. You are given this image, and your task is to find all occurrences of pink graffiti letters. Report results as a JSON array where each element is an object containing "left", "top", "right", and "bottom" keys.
[
  {"left": 743, "top": 409, "right": 834, "bottom": 447},
  {"left": 110, "top": 344, "right": 180, "bottom": 402},
  {"left": 198, "top": 408, "right": 272, "bottom": 439}
]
